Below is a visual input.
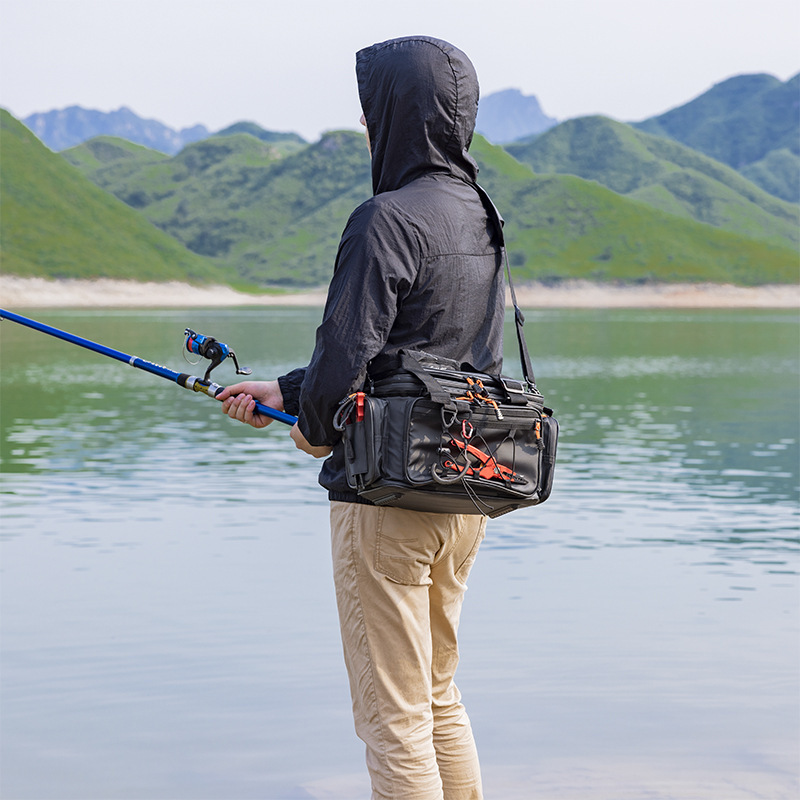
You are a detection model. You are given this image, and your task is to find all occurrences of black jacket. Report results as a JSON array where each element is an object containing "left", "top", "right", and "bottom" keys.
[{"left": 278, "top": 36, "right": 506, "bottom": 499}]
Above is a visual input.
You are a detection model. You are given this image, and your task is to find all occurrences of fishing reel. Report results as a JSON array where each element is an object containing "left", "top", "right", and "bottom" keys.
[{"left": 184, "top": 328, "right": 253, "bottom": 382}]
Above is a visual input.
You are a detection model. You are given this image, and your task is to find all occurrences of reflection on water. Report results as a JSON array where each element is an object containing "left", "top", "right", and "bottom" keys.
[{"left": 1, "top": 308, "right": 798, "bottom": 798}]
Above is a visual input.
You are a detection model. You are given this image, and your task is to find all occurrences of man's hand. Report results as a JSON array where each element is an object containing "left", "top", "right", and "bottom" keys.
[
  {"left": 217, "top": 380, "right": 284, "bottom": 429},
  {"left": 290, "top": 423, "right": 333, "bottom": 459},
  {"left": 219, "top": 381, "right": 331, "bottom": 458}
]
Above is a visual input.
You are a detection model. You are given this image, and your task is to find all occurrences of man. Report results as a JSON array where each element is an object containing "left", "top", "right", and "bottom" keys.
[{"left": 219, "top": 36, "right": 505, "bottom": 799}]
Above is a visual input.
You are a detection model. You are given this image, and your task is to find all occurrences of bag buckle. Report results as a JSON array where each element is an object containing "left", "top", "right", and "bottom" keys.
[{"left": 501, "top": 377, "right": 526, "bottom": 395}]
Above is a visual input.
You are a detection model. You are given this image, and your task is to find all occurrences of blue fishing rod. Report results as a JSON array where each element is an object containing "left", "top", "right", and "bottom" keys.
[{"left": 0, "top": 308, "right": 298, "bottom": 426}]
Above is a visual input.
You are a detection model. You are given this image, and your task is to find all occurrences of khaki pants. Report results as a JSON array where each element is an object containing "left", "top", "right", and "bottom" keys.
[{"left": 330, "top": 501, "right": 486, "bottom": 800}]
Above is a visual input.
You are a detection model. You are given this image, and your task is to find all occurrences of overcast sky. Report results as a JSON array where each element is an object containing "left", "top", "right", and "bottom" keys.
[{"left": 1, "top": 0, "right": 798, "bottom": 141}]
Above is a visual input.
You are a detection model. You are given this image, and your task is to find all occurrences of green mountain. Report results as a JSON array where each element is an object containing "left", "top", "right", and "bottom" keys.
[
  {"left": 740, "top": 148, "right": 799, "bottom": 205},
  {"left": 60, "top": 121, "right": 799, "bottom": 287},
  {"left": 505, "top": 115, "right": 799, "bottom": 250},
  {"left": 471, "top": 136, "right": 798, "bottom": 285},
  {"left": 0, "top": 109, "right": 226, "bottom": 283},
  {"left": 211, "top": 121, "right": 307, "bottom": 155},
  {"left": 633, "top": 73, "right": 800, "bottom": 202},
  {"left": 3, "top": 108, "right": 796, "bottom": 289},
  {"left": 64, "top": 129, "right": 374, "bottom": 286}
]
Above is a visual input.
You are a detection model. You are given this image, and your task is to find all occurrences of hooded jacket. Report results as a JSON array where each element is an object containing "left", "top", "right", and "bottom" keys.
[{"left": 278, "top": 36, "right": 506, "bottom": 500}]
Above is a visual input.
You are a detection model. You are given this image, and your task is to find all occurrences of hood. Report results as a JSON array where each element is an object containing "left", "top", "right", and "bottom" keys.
[{"left": 356, "top": 36, "right": 480, "bottom": 195}]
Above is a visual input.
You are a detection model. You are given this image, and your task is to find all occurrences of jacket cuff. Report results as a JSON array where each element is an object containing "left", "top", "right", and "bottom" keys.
[{"left": 277, "top": 368, "right": 306, "bottom": 417}]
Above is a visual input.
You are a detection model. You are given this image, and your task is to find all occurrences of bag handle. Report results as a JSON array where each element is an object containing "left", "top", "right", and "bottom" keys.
[
  {"left": 474, "top": 184, "right": 537, "bottom": 390},
  {"left": 398, "top": 350, "right": 457, "bottom": 409}
]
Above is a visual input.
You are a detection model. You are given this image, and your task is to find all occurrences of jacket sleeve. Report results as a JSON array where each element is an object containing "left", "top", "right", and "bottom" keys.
[{"left": 296, "top": 200, "right": 420, "bottom": 446}]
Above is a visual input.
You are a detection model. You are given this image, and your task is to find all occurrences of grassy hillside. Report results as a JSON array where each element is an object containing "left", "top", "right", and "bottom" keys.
[
  {"left": 64, "top": 129, "right": 373, "bottom": 286},
  {"left": 505, "top": 116, "right": 799, "bottom": 249},
  {"left": 5, "top": 108, "right": 797, "bottom": 288},
  {"left": 472, "top": 136, "right": 799, "bottom": 285},
  {"left": 60, "top": 135, "right": 170, "bottom": 172},
  {"left": 60, "top": 126, "right": 800, "bottom": 286},
  {"left": 740, "top": 148, "right": 800, "bottom": 204},
  {"left": 0, "top": 109, "right": 226, "bottom": 283},
  {"left": 211, "top": 121, "right": 307, "bottom": 155},
  {"left": 634, "top": 73, "right": 800, "bottom": 202}
]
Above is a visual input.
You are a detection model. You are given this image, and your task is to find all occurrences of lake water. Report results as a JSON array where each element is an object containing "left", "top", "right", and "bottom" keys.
[{"left": 1, "top": 307, "right": 798, "bottom": 800}]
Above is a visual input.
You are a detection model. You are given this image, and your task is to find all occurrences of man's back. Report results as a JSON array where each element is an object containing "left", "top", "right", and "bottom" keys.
[{"left": 331, "top": 171, "right": 504, "bottom": 381}]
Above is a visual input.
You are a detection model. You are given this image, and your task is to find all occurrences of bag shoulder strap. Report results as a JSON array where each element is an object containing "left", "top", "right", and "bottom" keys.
[{"left": 473, "top": 183, "right": 537, "bottom": 390}]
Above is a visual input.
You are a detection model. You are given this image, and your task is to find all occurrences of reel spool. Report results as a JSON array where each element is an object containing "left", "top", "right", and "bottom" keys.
[{"left": 183, "top": 328, "right": 253, "bottom": 382}]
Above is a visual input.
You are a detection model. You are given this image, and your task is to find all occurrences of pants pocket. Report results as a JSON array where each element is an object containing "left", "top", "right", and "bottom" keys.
[{"left": 374, "top": 507, "right": 446, "bottom": 586}]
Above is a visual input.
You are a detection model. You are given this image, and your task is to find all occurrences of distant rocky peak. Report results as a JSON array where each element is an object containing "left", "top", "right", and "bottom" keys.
[
  {"left": 476, "top": 88, "right": 558, "bottom": 144},
  {"left": 22, "top": 106, "right": 210, "bottom": 154}
]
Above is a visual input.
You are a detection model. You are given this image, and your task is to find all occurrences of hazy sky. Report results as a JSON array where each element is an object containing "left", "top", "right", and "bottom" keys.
[{"left": 2, "top": 0, "right": 798, "bottom": 140}]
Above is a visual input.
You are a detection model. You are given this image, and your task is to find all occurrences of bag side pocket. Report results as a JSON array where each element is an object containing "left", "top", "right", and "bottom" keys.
[
  {"left": 342, "top": 396, "right": 386, "bottom": 490},
  {"left": 538, "top": 415, "right": 559, "bottom": 503}
]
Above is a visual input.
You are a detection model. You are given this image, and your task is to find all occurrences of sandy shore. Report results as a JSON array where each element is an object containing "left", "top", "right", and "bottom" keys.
[{"left": 1, "top": 275, "right": 798, "bottom": 309}]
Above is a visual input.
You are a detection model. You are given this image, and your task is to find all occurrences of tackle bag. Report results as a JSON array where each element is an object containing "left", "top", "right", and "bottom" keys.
[
  {"left": 332, "top": 186, "right": 558, "bottom": 518},
  {"left": 334, "top": 351, "right": 557, "bottom": 518}
]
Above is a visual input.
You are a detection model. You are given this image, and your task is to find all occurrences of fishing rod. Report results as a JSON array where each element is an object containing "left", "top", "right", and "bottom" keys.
[{"left": 0, "top": 308, "right": 298, "bottom": 426}]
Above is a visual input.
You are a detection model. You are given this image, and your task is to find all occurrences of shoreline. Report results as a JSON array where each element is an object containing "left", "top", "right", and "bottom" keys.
[{"left": 1, "top": 275, "right": 799, "bottom": 309}]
